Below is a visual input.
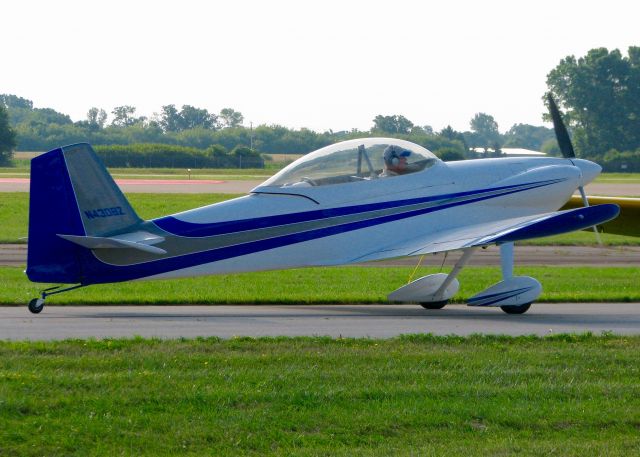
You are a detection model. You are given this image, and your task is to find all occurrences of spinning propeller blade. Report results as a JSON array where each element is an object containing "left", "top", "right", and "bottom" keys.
[{"left": 547, "top": 93, "right": 602, "bottom": 244}]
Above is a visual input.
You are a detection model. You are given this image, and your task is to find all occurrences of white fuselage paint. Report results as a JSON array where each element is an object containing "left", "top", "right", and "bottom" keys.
[{"left": 144, "top": 157, "right": 598, "bottom": 280}]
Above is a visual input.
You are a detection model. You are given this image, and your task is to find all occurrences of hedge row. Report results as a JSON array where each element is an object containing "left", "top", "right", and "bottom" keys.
[
  {"left": 93, "top": 143, "right": 264, "bottom": 169},
  {"left": 595, "top": 149, "right": 640, "bottom": 173}
]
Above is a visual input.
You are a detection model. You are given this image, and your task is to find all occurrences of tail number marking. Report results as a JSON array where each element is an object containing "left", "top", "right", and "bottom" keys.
[{"left": 84, "top": 206, "right": 125, "bottom": 219}]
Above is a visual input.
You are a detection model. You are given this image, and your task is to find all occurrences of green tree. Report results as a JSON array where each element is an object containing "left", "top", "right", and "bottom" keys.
[
  {"left": 86, "top": 107, "right": 107, "bottom": 129},
  {"left": 546, "top": 46, "right": 640, "bottom": 156},
  {"left": 219, "top": 108, "right": 244, "bottom": 128},
  {"left": 111, "top": 105, "right": 138, "bottom": 127},
  {"left": 439, "top": 125, "right": 468, "bottom": 151},
  {"left": 436, "top": 148, "right": 465, "bottom": 161},
  {"left": 0, "top": 94, "right": 33, "bottom": 110},
  {"left": 372, "top": 115, "right": 414, "bottom": 134},
  {"left": 0, "top": 104, "right": 17, "bottom": 165},
  {"left": 159, "top": 104, "right": 181, "bottom": 132},
  {"left": 230, "top": 145, "right": 263, "bottom": 168},
  {"left": 179, "top": 105, "right": 217, "bottom": 130},
  {"left": 503, "top": 123, "right": 555, "bottom": 151},
  {"left": 469, "top": 113, "right": 501, "bottom": 149},
  {"left": 173, "top": 128, "right": 218, "bottom": 149}
]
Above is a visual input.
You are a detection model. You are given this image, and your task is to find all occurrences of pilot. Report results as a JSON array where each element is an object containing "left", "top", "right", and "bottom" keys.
[{"left": 380, "top": 145, "right": 412, "bottom": 177}]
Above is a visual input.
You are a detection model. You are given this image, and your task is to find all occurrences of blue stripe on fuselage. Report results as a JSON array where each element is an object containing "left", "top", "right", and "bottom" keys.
[
  {"left": 153, "top": 179, "right": 565, "bottom": 237},
  {"left": 80, "top": 178, "right": 565, "bottom": 284}
]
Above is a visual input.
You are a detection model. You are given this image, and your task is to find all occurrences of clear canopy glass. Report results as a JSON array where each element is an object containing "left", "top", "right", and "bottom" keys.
[{"left": 260, "top": 138, "right": 438, "bottom": 188}]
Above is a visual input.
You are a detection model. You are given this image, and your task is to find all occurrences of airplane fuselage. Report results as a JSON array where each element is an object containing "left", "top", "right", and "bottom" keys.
[{"left": 94, "top": 156, "right": 595, "bottom": 282}]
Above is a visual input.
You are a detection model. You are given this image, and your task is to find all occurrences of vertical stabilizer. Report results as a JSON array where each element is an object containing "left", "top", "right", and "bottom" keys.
[{"left": 27, "top": 143, "right": 142, "bottom": 283}]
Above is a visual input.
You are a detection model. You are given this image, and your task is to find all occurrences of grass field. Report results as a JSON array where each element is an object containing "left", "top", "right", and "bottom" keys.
[
  {"left": 1, "top": 335, "right": 639, "bottom": 456},
  {"left": 594, "top": 173, "right": 640, "bottom": 183},
  {"left": 4, "top": 265, "right": 640, "bottom": 305},
  {"left": 1, "top": 192, "right": 638, "bottom": 245}
]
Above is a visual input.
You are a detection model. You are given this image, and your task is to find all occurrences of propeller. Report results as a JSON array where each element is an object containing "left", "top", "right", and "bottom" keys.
[{"left": 547, "top": 93, "right": 602, "bottom": 244}]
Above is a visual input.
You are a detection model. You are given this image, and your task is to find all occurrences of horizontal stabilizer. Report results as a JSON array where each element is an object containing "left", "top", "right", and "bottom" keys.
[{"left": 58, "top": 231, "right": 166, "bottom": 255}]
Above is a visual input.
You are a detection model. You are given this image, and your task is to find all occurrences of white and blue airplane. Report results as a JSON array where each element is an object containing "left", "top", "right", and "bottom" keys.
[{"left": 25, "top": 99, "right": 620, "bottom": 314}]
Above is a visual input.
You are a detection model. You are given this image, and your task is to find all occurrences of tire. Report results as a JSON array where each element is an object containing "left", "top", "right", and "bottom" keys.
[
  {"left": 28, "top": 298, "right": 44, "bottom": 314},
  {"left": 420, "top": 300, "right": 448, "bottom": 310},
  {"left": 500, "top": 303, "right": 532, "bottom": 315}
]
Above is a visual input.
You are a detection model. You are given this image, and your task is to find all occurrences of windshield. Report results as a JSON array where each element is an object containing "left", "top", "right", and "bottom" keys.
[{"left": 261, "top": 138, "right": 438, "bottom": 188}]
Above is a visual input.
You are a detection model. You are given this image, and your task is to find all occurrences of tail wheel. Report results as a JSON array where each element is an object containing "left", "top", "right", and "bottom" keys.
[
  {"left": 28, "top": 298, "right": 45, "bottom": 314},
  {"left": 500, "top": 303, "right": 532, "bottom": 314},
  {"left": 420, "top": 300, "right": 448, "bottom": 310}
]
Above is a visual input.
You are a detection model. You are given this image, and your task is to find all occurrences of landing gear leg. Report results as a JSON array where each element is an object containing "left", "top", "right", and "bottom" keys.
[
  {"left": 420, "top": 248, "right": 476, "bottom": 309},
  {"left": 27, "top": 284, "right": 85, "bottom": 314},
  {"left": 499, "top": 243, "right": 532, "bottom": 315}
]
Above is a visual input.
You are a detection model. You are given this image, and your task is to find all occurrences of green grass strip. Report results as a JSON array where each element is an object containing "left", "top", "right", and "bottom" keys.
[
  {"left": 4, "top": 265, "right": 640, "bottom": 305},
  {"left": 0, "top": 335, "right": 639, "bottom": 456}
]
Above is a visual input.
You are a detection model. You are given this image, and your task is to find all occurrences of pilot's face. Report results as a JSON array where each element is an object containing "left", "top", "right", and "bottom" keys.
[{"left": 390, "top": 156, "right": 408, "bottom": 172}]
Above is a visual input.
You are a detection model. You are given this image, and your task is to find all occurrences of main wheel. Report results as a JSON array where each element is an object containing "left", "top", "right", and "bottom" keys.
[
  {"left": 420, "top": 300, "right": 448, "bottom": 310},
  {"left": 28, "top": 298, "right": 44, "bottom": 314},
  {"left": 500, "top": 303, "right": 531, "bottom": 314}
]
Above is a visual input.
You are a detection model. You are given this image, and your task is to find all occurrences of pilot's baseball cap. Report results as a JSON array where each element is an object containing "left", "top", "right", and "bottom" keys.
[{"left": 383, "top": 145, "right": 411, "bottom": 162}]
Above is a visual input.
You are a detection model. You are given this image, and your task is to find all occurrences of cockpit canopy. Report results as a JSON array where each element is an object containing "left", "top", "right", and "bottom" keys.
[{"left": 260, "top": 138, "right": 439, "bottom": 188}]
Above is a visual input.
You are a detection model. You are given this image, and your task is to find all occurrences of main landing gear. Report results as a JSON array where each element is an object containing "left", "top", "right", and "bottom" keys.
[
  {"left": 388, "top": 243, "right": 542, "bottom": 314},
  {"left": 27, "top": 284, "right": 85, "bottom": 314}
]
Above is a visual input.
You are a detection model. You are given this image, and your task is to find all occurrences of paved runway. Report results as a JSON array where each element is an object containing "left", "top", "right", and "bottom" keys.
[{"left": 2, "top": 303, "right": 639, "bottom": 340}]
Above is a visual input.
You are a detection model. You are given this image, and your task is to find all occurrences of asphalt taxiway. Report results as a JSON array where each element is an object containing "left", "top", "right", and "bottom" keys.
[{"left": 2, "top": 303, "right": 639, "bottom": 340}]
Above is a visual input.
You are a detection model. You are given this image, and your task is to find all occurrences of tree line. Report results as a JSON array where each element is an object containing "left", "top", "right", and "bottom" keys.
[
  {"left": 1, "top": 45, "right": 639, "bottom": 169},
  {"left": 0, "top": 95, "right": 552, "bottom": 166}
]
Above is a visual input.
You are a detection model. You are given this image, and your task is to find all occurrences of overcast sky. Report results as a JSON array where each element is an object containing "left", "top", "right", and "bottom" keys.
[{"left": 3, "top": 0, "right": 638, "bottom": 133}]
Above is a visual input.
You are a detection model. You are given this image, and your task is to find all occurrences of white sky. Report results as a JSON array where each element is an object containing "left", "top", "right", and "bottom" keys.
[{"left": 2, "top": 0, "right": 638, "bottom": 133}]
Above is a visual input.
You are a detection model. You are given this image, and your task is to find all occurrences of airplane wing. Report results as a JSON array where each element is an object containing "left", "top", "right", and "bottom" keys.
[
  {"left": 353, "top": 204, "right": 619, "bottom": 263},
  {"left": 562, "top": 195, "right": 640, "bottom": 237}
]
